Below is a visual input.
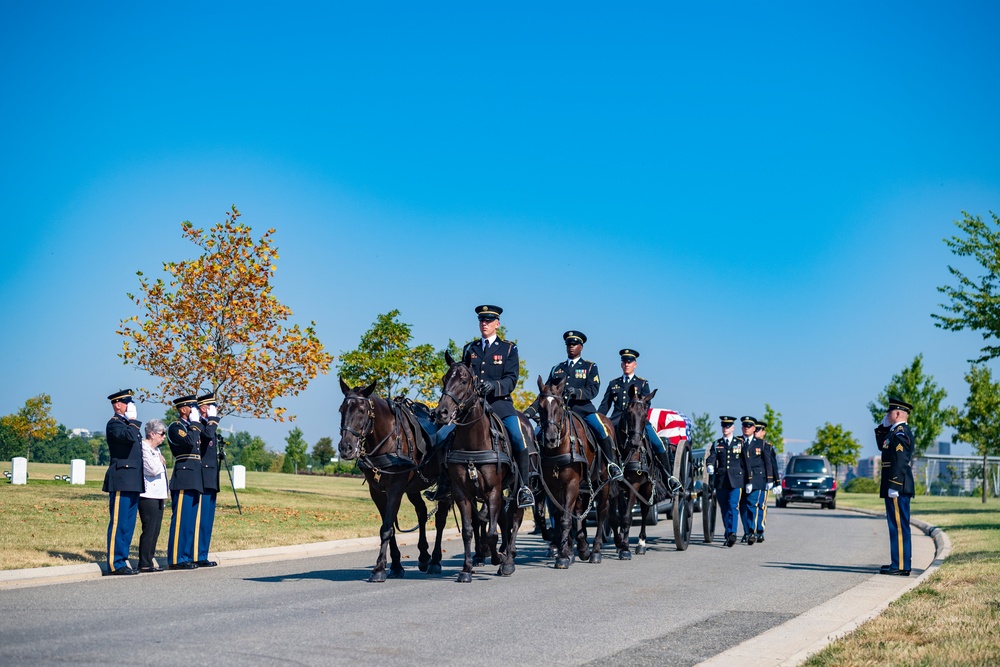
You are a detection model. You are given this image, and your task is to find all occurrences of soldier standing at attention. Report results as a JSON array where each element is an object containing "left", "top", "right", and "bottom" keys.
[
  {"left": 597, "top": 348, "right": 673, "bottom": 480},
  {"left": 754, "top": 421, "right": 779, "bottom": 543},
  {"left": 875, "top": 397, "right": 915, "bottom": 576},
  {"left": 525, "top": 331, "right": 623, "bottom": 480},
  {"left": 704, "top": 416, "right": 745, "bottom": 548},
  {"left": 166, "top": 394, "right": 205, "bottom": 570},
  {"left": 738, "top": 416, "right": 773, "bottom": 544},
  {"left": 103, "top": 389, "right": 143, "bottom": 575},
  {"left": 195, "top": 392, "right": 221, "bottom": 567}
]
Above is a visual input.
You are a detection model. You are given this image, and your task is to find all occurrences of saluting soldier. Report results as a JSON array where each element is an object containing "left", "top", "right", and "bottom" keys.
[
  {"left": 166, "top": 394, "right": 205, "bottom": 570},
  {"left": 525, "top": 331, "right": 623, "bottom": 480},
  {"left": 103, "top": 389, "right": 143, "bottom": 575},
  {"left": 195, "top": 392, "right": 221, "bottom": 567},
  {"left": 738, "top": 416, "right": 773, "bottom": 544},
  {"left": 704, "top": 415, "right": 745, "bottom": 548},
  {"left": 597, "top": 348, "right": 672, "bottom": 480},
  {"left": 754, "top": 421, "right": 779, "bottom": 543},
  {"left": 875, "top": 397, "right": 915, "bottom": 576}
]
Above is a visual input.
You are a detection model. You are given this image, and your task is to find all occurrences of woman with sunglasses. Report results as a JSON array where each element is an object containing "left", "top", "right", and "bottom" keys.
[{"left": 138, "top": 418, "right": 169, "bottom": 573}]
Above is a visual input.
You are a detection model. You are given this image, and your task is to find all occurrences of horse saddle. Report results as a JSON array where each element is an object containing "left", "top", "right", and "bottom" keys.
[{"left": 392, "top": 397, "right": 438, "bottom": 457}]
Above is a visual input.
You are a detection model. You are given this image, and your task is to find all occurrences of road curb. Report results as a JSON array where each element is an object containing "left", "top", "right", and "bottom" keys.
[{"left": 696, "top": 505, "right": 951, "bottom": 667}]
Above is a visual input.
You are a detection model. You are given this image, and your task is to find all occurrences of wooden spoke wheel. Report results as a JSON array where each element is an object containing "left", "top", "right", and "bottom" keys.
[{"left": 671, "top": 441, "right": 694, "bottom": 551}]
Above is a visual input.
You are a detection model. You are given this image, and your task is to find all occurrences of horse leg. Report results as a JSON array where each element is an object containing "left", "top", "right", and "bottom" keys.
[
  {"left": 386, "top": 483, "right": 407, "bottom": 579},
  {"left": 455, "top": 492, "right": 475, "bottom": 583},
  {"left": 367, "top": 487, "right": 392, "bottom": 583},
  {"left": 486, "top": 483, "right": 503, "bottom": 567},
  {"left": 618, "top": 488, "right": 635, "bottom": 560},
  {"left": 472, "top": 501, "right": 487, "bottom": 567},
  {"left": 589, "top": 484, "right": 609, "bottom": 564},
  {"left": 499, "top": 502, "right": 523, "bottom": 577},
  {"left": 429, "top": 498, "right": 449, "bottom": 575},
  {"left": 636, "top": 483, "right": 650, "bottom": 555},
  {"left": 407, "top": 489, "right": 431, "bottom": 573},
  {"left": 556, "top": 481, "right": 577, "bottom": 569}
]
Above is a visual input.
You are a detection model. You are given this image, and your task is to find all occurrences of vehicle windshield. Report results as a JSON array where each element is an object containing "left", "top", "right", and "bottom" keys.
[{"left": 791, "top": 459, "right": 828, "bottom": 474}]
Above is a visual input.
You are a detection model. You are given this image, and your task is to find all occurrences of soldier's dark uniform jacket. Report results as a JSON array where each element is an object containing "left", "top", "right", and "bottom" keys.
[
  {"left": 763, "top": 440, "right": 780, "bottom": 485},
  {"left": 168, "top": 419, "right": 205, "bottom": 493},
  {"left": 877, "top": 422, "right": 915, "bottom": 497},
  {"left": 706, "top": 437, "right": 747, "bottom": 490},
  {"left": 462, "top": 337, "right": 520, "bottom": 420},
  {"left": 598, "top": 375, "right": 651, "bottom": 425},
  {"left": 199, "top": 414, "right": 221, "bottom": 492},
  {"left": 546, "top": 359, "right": 600, "bottom": 416},
  {"left": 741, "top": 435, "right": 774, "bottom": 489},
  {"left": 102, "top": 413, "right": 144, "bottom": 493}
]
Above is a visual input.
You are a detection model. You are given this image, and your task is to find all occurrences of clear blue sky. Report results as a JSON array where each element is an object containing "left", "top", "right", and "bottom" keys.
[{"left": 3, "top": 2, "right": 999, "bottom": 459}]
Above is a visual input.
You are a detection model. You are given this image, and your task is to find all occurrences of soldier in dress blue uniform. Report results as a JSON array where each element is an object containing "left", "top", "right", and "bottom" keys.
[
  {"left": 754, "top": 421, "right": 780, "bottom": 543},
  {"left": 103, "top": 389, "right": 143, "bottom": 575},
  {"left": 875, "top": 397, "right": 915, "bottom": 576},
  {"left": 738, "top": 416, "right": 773, "bottom": 544},
  {"left": 525, "top": 331, "right": 623, "bottom": 480},
  {"left": 704, "top": 415, "right": 746, "bottom": 547},
  {"left": 166, "top": 394, "right": 205, "bottom": 570},
  {"left": 195, "top": 392, "right": 221, "bottom": 567},
  {"left": 597, "top": 348, "right": 672, "bottom": 479}
]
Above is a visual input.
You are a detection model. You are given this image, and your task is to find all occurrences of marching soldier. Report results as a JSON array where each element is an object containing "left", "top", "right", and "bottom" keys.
[
  {"left": 195, "top": 392, "right": 221, "bottom": 567},
  {"left": 597, "top": 348, "right": 673, "bottom": 480},
  {"left": 754, "top": 421, "right": 780, "bottom": 543},
  {"left": 103, "top": 389, "right": 143, "bottom": 575},
  {"left": 875, "top": 397, "right": 915, "bottom": 576},
  {"left": 704, "top": 415, "right": 745, "bottom": 548},
  {"left": 525, "top": 331, "right": 623, "bottom": 480},
  {"left": 166, "top": 394, "right": 205, "bottom": 570},
  {"left": 738, "top": 416, "right": 773, "bottom": 544}
]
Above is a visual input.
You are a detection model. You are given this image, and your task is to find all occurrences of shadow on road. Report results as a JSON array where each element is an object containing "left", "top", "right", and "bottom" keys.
[{"left": 762, "top": 561, "right": 887, "bottom": 574}]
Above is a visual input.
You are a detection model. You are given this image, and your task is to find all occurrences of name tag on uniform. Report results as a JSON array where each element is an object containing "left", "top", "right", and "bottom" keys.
[{"left": 493, "top": 355, "right": 503, "bottom": 364}]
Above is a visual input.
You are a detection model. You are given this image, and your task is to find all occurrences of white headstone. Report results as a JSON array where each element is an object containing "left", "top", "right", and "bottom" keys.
[
  {"left": 70, "top": 459, "right": 86, "bottom": 485},
  {"left": 12, "top": 457, "right": 27, "bottom": 485},
  {"left": 233, "top": 464, "right": 246, "bottom": 489}
]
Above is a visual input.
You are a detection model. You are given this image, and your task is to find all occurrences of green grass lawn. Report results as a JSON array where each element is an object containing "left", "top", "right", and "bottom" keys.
[
  {"left": 0, "top": 461, "right": 417, "bottom": 570},
  {"left": 806, "top": 493, "right": 1000, "bottom": 667}
]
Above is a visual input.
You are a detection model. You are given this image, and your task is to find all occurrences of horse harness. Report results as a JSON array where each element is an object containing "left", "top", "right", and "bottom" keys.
[{"left": 341, "top": 395, "right": 436, "bottom": 485}]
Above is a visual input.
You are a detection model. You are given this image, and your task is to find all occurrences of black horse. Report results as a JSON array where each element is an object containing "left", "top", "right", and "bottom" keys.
[
  {"left": 534, "top": 376, "right": 613, "bottom": 569},
  {"left": 337, "top": 377, "right": 450, "bottom": 582},
  {"left": 434, "top": 351, "right": 526, "bottom": 582},
  {"left": 613, "top": 384, "right": 659, "bottom": 558}
]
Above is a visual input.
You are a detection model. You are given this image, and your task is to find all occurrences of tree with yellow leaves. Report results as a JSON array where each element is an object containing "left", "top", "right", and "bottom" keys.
[
  {"left": 117, "top": 206, "right": 333, "bottom": 420},
  {"left": 0, "top": 393, "right": 58, "bottom": 462}
]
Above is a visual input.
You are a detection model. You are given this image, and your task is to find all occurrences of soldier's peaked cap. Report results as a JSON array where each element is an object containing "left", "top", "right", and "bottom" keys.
[
  {"left": 619, "top": 348, "right": 639, "bottom": 361},
  {"left": 741, "top": 416, "right": 757, "bottom": 426},
  {"left": 755, "top": 421, "right": 768, "bottom": 429},
  {"left": 563, "top": 331, "right": 587, "bottom": 344},
  {"left": 475, "top": 305, "right": 502, "bottom": 321},
  {"left": 172, "top": 394, "right": 198, "bottom": 408},
  {"left": 888, "top": 397, "right": 913, "bottom": 413},
  {"left": 197, "top": 392, "right": 216, "bottom": 406},
  {"left": 107, "top": 389, "right": 133, "bottom": 403},
  {"left": 719, "top": 415, "right": 737, "bottom": 426}
]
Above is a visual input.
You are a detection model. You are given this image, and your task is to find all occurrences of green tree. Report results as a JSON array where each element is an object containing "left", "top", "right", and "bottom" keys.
[
  {"left": 0, "top": 420, "right": 25, "bottom": 461},
  {"left": 337, "top": 309, "right": 447, "bottom": 402},
  {"left": 88, "top": 434, "right": 110, "bottom": 466},
  {"left": 933, "top": 210, "right": 1000, "bottom": 363},
  {"left": 237, "top": 433, "right": 269, "bottom": 471},
  {"left": 867, "top": 354, "right": 954, "bottom": 458},
  {"left": 1, "top": 394, "right": 59, "bottom": 462},
  {"left": 688, "top": 412, "right": 715, "bottom": 451},
  {"left": 312, "top": 436, "right": 336, "bottom": 467},
  {"left": 950, "top": 364, "right": 1000, "bottom": 503},
  {"left": 281, "top": 427, "right": 308, "bottom": 473},
  {"left": 761, "top": 403, "right": 785, "bottom": 453},
  {"left": 807, "top": 422, "right": 862, "bottom": 478}
]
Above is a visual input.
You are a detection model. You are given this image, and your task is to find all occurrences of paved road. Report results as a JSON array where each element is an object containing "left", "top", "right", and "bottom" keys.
[{"left": 0, "top": 505, "right": 925, "bottom": 666}]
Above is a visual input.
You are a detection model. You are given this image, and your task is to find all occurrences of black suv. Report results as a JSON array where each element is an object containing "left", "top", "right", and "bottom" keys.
[{"left": 777, "top": 455, "right": 837, "bottom": 509}]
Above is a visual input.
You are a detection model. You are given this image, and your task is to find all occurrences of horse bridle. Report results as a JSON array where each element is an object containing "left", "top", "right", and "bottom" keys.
[
  {"left": 440, "top": 366, "right": 486, "bottom": 426},
  {"left": 620, "top": 397, "right": 651, "bottom": 456},
  {"left": 538, "top": 393, "right": 573, "bottom": 449},
  {"left": 340, "top": 395, "right": 377, "bottom": 455}
]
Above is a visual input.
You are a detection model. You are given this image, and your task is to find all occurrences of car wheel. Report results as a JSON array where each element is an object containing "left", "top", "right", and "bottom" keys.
[{"left": 828, "top": 497, "right": 836, "bottom": 510}]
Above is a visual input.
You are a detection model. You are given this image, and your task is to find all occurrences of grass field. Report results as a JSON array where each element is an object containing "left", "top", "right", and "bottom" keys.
[
  {"left": 807, "top": 494, "right": 1000, "bottom": 667},
  {"left": 0, "top": 461, "right": 418, "bottom": 570}
]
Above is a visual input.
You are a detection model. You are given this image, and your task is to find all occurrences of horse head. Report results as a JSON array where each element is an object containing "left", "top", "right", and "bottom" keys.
[
  {"left": 434, "top": 350, "right": 479, "bottom": 426},
  {"left": 622, "top": 384, "right": 657, "bottom": 455},
  {"left": 338, "top": 376, "right": 377, "bottom": 460},
  {"left": 536, "top": 375, "right": 568, "bottom": 449}
]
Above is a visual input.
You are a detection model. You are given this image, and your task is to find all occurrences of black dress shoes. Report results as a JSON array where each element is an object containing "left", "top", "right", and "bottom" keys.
[
  {"left": 879, "top": 568, "right": 911, "bottom": 576},
  {"left": 109, "top": 566, "right": 139, "bottom": 575},
  {"left": 195, "top": 560, "right": 218, "bottom": 567},
  {"left": 139, "top": 566, "right": 163, "bottom": 573},
  {"left": 168, "top": 562, "right": 199, "bottom": 570},
  {"left": 726, "top": 533, "right": 737, "bottom": 548}
]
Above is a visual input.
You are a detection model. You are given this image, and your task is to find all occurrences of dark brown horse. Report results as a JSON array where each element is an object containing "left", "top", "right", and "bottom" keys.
[
  {"left": 534, "top": 376, "right": 613, "bottom": 569},
  {"left": 613, "top": 384, "right": 659, "bottom": 559},
  {"left": 337, "top": 377, "right": 450, "bottom": 583},
  {"left": 434, "top": 351, "right": 525, "bottom": 583}
]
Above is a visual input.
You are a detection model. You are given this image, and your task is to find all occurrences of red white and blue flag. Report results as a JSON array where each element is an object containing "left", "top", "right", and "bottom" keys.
[{"left": 647, "top": 408, "right": 692, "bottom": 446}]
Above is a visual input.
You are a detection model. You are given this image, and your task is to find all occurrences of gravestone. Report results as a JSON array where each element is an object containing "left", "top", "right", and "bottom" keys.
[
  {"left": 233, "top": 464, "right": 246, "bottom": 489},
  {"left": 70, "top": 459, "right": 86, "bottom": 484},
  {"left": 12, "top": 457, "right": 27, "bottom": 485}
]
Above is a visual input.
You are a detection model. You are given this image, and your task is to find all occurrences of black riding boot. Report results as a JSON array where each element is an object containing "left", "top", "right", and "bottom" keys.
[
  {"left": 515, "top": 450, "right": 535, "bottom": 508},
  {"left": 598, "top": 436, "right": 624, "bottom": 480}
]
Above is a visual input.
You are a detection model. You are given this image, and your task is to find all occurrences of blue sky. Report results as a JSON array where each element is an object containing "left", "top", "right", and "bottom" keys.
[{"left": 2, "top": 2, "right": 999, "bottom": 459}]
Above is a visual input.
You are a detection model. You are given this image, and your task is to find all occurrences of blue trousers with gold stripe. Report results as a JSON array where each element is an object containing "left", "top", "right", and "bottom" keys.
[
  {"left": 719, "top": 485, "right": 742, "bottom": 537},
  {"left": 885, "top": 496, "right": 911, "bottom": 571},
  {"left": 197, "top": 491, "right": 217, "bottom": 561},
  {"left": 167, "top": 489, "right": 201, "bottom": 565},
  {"left": 740, "top": 489, "right": 766, "bottom": 535},
  {"left": 107, "top": 491, "right": 139, "bottom": 571}
]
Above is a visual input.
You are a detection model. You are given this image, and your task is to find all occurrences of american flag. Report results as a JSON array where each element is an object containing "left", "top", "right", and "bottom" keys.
[{"left": 648, "top": 408, "right": 692, "bottom": 446}]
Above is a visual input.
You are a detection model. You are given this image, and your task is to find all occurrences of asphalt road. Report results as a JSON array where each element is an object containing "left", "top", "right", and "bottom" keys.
[{"left": 0, "top": 505, "right": 896, "bottom": 667}]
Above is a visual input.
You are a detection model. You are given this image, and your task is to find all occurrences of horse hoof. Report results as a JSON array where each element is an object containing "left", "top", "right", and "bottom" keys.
[
  {"left": 368, "top": 570, "right": 387, "bottom": 583},
  {"left": 618, "top": 550, "right": 632, "bottom": 560},
  {"left": 457, "top": 571, "right": 473, "bottom": 583},
  {"left": 417, "top": 560, "right": 430, "bottom": 573},
  {"left": 428, "top": 563, "right": 442, "bottom": 575},
  {"left": 388, "top": 566, "right": 404, "bottom": 579},
  {"left": 588, "top": 553, "right": 602, "bottom": 564},
  {"left": 498, "top": 563, "right": 515, "bottom": 577},
  {"left": 636, "top": 545, "right": 647, "bottom": 556},
  {"left": 554, "top": 558, "right": 571, "bottom": 569}
]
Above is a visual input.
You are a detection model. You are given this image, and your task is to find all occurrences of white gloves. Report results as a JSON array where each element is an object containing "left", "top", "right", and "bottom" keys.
[
  {"left": 190, "top": 407, "right": 201, "bottom": 422},
  {"left": 888, "top": 488, "right": 899, "bottom": 498},
  {"left": 745, "top": 483, "right": 753, "bottom": 493},
  {"left": 707, "top": 465, "right": 714, "bottom": 475},
  {"left": 125, "top": 403, "right": 138, "bottom": 420},
  {"left": 207, "top": 405, "right": 218, "bottom": 418},
  {"left": 881, "top": 413, "right": 891, "bottom": 428},
  {"left": 766, "top": 482, "right": 773, "bottom": 490}
]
